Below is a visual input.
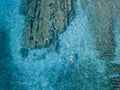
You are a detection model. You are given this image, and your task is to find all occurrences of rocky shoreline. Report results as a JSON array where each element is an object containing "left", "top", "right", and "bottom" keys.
[{"left": 21, "top": 0, "right": 74, "bottom": 50}]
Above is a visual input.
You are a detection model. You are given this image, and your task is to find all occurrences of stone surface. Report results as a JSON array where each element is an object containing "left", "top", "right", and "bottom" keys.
[
  {"left": 85, "top": 1, "right": 120, "bottom": 89},
  {"left": 21, "top": 0, "right": 73, "bottom": 49},
  {"left": 86, "top": 0, "right": 120, "bottom": 60},
  {"left": 107, "top": 63, "right": 120, "bottom": 90},
  {"left": 107, "top": 63, "right": 120, "bottom": 74},
  {"left": 111, "top": 77, "right": 120, "bottom": 90}
]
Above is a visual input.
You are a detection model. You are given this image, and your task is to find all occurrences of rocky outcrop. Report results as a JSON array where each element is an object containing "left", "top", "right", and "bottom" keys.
[
  {"left": 85, "top": 0, "right": 120, "bottom": 89},
  {"left": 21, "top": 0, "right": 73, "bottom": 49},
  {"left": 87, "top": 0, "right": 114, "bottom": 60},
  {"left": 107, "top": 63, "right": 120, "bottom": 89},
  {"left": 107, "top": 63, "right": 120, "bottom": 74},
  {"left": 111, "top": 77, "right": 120, "bottom": 90},
  {"left": 86, "top": 0, "right": 120, "bottom": 60}
]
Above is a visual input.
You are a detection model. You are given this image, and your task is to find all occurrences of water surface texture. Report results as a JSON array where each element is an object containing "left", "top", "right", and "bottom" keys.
[{"left": 0, "top": 0, "right": 120, "bottom": 90}]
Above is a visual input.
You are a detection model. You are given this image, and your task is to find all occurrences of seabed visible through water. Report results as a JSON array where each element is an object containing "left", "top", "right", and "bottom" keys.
[{"left": 0, "top": 0, "right": 120, "bottom": 90}]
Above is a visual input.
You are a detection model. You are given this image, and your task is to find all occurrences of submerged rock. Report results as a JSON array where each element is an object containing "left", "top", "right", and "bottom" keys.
[
  {"left": 83, "top": 0, "right": 120, "bottom": 89},
  {"left": 86, "top": 0, "right": 116, "bottom": 60},
  {"left": 21, "top": 0, "right": 74, "bottom": 49},
  {"left": 20, "top": 48, "right": 29, "bottom": 58},
  {"left": 111, "top": 76, "right": 120, "bottom": 89}
]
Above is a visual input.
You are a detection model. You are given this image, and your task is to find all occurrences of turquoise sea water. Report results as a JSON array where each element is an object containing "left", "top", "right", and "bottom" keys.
[{"left": 0, "top": 0, "right": 120, "bottom": 90}]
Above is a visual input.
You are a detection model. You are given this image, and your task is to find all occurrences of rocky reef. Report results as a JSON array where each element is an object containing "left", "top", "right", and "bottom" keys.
[
  {"left": 87, "top": 0, "right": 117, "bottom": 60},
  {"left": 85, "top": 0, "right": 120, "bottom": 89},
  {"left": 21, "top": 0, "right": 73, "bottom": 49}
]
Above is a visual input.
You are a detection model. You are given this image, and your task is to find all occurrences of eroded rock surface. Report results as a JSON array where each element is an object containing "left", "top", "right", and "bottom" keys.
[
  {"left": 111, "top": 77, "right": 120, "bottom": 90},
  {"left": 87, "top": 0, "right": 118, "bottom": 60},
  {"left": 21, "top": 0, "right": 73, "bottom": 49},
  {"left": 85, "top": 1, "right": 120, "bottom": 89}
]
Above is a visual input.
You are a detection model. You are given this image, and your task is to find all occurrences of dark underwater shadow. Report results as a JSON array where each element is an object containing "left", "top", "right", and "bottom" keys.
[
  {"left": 0, "top": 21, "right": 24, "bottom": 90},
  {"left": 0, "top": 20, "right": 27, "bottom": 90},
  {"left": 0, "top": 27, "right": 10, "bottom": 59},
  {"left": 0, "top": 0, "right": 14, "bottom": 88},
  {"left": 0, "top": 21, "right": 11, "bottom": 90}
]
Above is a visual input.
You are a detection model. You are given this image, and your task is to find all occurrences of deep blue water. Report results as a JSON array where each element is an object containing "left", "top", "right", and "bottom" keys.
[{"left": 0, "top": 0, "right": 120, "bottom": 90}]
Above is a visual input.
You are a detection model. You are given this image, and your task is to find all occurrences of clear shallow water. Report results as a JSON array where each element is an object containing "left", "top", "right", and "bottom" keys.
[{"left": 0, "top": 0, "right": 119, "bottom": 90}]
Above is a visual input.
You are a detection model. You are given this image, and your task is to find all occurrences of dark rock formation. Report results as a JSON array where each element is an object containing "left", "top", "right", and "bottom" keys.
[
  {"left": 107, "top": 63, "right": 120, "bottom": 74},
  {"left": 107, "top": 63, "right": 120, "bottom": 90},
  {"left": 111, "top": 77, "right": 120, "bottom": 90},
  {"left": 85, "top": 0, "right": 120, "bottom": 89},
  {"left": 86, "top": 0, "right": 116, "bottom": 60},
  {"left": 21, "top": 0, "right": 73, "bottom": 49}
]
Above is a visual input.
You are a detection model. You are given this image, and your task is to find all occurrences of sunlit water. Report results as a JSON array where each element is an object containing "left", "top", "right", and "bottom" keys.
[{"left": 1, "top": 0, "right": 119, "bottom": 90}]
